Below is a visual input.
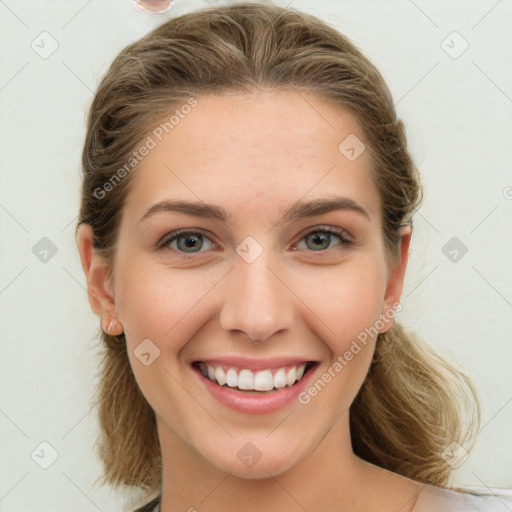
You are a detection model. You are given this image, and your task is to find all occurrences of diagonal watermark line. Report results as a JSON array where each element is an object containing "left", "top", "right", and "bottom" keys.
[
  {"left": 164, "top": 268, "right": 233, "bottom": 336},
  {"left": 417, "top": 211, "right": 439, "bottom": 234},
  {"left": 397, "top": 484, "right": 427, "bottom": 512},
  {"left": 405, "top": 265, "right": 438, "bottom": 297},
  {"left": 407, "top": 0, "right": 439, "bottom": 28},
  {"left": 268, "top": 473, "right": 310, "bottom": 511},
  {"left": 0, "top": 0, "right": 29, "bottom": 28},
  {"left": 477, "top": 396, "right": 512, "bottom": 437},
  {"left": 0, "top": 408, "right": 29, "bottom": 438},
  {"left": 61, "top": 265, "right": 87, "bottom": 294},
  {"left": 265, "top": 409, "right": 295, "bottom": 438},
  {"left": 0, "top": 472, "right": 29, "bottom": 502},
  {"left": 162, "top": 366, "right": 235, "bottom": 438},
  {"left": 164, "top": 163, "right": 209, "bottom": 204},
  {"left": 395, "top": 62, "right": 439, "bottom": 106},
  {"left": 471, "top": 266, "right": 512, "bottom": 308},
  {"left": 0, "top": 61, "right": 29, "bottom": 92},
  {"left": 470, "top": 471, "right": 512, "bottom": 511},
  {"left": 266, "top": 266, "right": 337, "bottom": 335},
  {"left": 61, "top": 214, "right": 78, "bottom": 233},
  {"left": 470, "top": 205, "right": 499, "bottom": 233},
  {"left": 61, "top": 0, "right": 93, "bottom": 29},
  {"left": 0, "top": 265, "right": 28, "bottom": 296},
  {"left": 472, "top": 61, "right": 512, "bottom": 105},
  {"left": 0, "top": 203, "right": 29, "bottom": 233},
  {"left": 61, "top": 471, "right": 105, "bottom": 511},
  {"left": 197, "top": 470, "right": 233, "bottom": 506},
  {"left": 61, "top": 61, "right": 95, "bottom": 93},
  {"left": 61, "top": 406, "right": 94, "bottom": 439},
  {"left": 471, "top": 0, "right": 503, "bottom": 30}
]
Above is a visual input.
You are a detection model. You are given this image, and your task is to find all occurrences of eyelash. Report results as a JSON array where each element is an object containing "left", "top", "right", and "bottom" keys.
[{"left": 157, "top": 226, "right": 354, "bottom": 256}]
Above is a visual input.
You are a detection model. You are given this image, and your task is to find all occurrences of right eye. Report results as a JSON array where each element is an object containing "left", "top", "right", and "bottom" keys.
[{"left": 158, "top": 229, "right": 218, "bottom": 255}]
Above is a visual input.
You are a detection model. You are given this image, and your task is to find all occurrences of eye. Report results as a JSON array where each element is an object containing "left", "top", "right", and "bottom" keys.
[
  {"left": 157, "top": 226, "right": 354, "bottom": 256},
  {"left": 294, "top": 226, "right": 353, "bottom": 252},
  {"left": 158, "top": 229, "right": 217, "bottom": 254}
]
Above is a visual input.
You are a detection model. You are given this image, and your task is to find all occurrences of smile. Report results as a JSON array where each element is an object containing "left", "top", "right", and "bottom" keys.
[
  {"left": 194, "top": 361, "right": 315, "bottom": 392},
  {"left": 191, "top": 359, "right": 318, "bottom": 414}
]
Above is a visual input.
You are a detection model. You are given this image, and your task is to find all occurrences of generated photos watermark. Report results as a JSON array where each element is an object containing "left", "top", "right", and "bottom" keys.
[
  {"left": 93, "top": 97, "right": 198, "bottom": 200},
  {"left": 298, "top": 301, "right": 402, "bottom": 405}
]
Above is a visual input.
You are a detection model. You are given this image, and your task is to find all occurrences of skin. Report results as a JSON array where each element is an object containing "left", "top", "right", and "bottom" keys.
[{"left": 77, "top": 91, "right": 421, "bottom": 511}]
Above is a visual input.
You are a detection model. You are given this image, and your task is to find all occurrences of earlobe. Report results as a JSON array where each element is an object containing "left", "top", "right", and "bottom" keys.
[
  {"left": 379, "top": 227, "right": 412, "bottom": 333},
  {"left": 101, "top": 311, "right": 124, "bottom": 336},
  {"left": 75, "top": 223, "right": 117, "bottom": 318}
]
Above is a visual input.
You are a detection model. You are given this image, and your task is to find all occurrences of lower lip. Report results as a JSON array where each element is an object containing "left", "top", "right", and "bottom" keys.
[{"left": 194, "top": 365, "right": 317, "bottom": 414}]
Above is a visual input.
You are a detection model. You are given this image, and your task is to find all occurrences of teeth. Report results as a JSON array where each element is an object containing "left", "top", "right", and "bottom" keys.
[
  {"left": 254, "top": 369, "right": 274, "bottom": 391},
  {"left": 226, "top": 368, "right": 238, "bottom": 387},
  {"left": 214, "top": 367, "right": 227, "bottom": 386},
  {"left": 199, "top": 362, "right": 309, "bottom": 391},
  {"left": 273, "top": 368, "right": 287, "bottom": 389},
  {"left": 286, "top": 367, "right": 297, "bottom": 386},
  {"left": 238, "top": 369, "right": 254, "bottom": 390},
  {"left": 198, "top": 362, "right": 207, "bottom": 377}
]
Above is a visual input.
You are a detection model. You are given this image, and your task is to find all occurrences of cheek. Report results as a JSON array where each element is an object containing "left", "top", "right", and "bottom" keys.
[
  {"left": 114, "top": 258, "right": 224, "bottom": 348},
  {"left": 113, "top": 260, "right": 207, "bottom": 422},
  {"left": 296, "top": 257, "right": 388, "bottom": 348},
  {"left": 297, "top": 262, "right": 386, "bottom": 415}
]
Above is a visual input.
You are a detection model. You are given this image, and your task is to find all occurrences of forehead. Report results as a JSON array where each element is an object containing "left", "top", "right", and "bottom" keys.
[{"left": 123, "top": 91, "right": 380, "bottom": 223}]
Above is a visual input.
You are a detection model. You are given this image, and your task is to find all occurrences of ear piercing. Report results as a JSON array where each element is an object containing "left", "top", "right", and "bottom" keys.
[{"left": 102, "top": 313, "right": 124, "bottom": 336}]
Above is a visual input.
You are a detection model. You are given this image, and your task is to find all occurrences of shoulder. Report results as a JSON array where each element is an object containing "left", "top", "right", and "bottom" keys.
[
  {"left": 461, "top": 487, "right": 512, "bottom": 510},
  {"left": 415, "top": 483, "right": 512, "bottom": 511}
]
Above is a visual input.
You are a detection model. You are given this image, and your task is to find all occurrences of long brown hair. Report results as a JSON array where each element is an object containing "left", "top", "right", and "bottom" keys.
[{"left": 77, "top": 2, "right": 480, "bottom": 495}]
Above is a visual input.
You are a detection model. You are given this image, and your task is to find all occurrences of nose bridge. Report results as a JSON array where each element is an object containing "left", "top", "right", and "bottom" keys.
[{"left": 219, "top": 249, "right": 293, "bottom": 341}]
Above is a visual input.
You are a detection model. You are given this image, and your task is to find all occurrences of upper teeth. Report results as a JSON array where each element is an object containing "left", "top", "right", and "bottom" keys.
[{"left": 198, "top": 362, "right": 307, "bottom": 391}]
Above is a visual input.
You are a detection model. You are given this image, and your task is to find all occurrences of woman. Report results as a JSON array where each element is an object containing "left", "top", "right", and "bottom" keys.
[{"left": 75, "top": 4, "right": 512, "bottom": 511}]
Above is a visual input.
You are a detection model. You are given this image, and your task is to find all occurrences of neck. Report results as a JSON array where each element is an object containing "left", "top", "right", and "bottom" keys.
[{"left": 157, "top": 415, "right": 377, "bottom": 512}]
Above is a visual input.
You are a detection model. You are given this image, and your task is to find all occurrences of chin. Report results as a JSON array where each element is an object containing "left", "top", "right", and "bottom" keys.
[{"left": 198, "top": 437, "right": 308, "bottom": 480}]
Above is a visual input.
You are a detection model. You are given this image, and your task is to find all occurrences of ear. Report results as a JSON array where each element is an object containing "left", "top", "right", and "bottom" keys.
[
  {"left": 379, "top": 226, "right": 412, "bottom": 333},
  {"left": 75, "top": 224, "right": 116, "bottom": 318}
]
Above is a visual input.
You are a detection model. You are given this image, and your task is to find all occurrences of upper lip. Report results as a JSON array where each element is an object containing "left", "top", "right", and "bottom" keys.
[{"left": 191, "top": 357, "right": 318, "bottom": 372}]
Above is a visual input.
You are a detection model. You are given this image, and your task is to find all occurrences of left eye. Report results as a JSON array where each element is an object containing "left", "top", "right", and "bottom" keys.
[
  {"left": 295, "top": 228, "right": 351, "bottom": 252},
  {"left": 160, "top": 230, "right": 216, "bottom": 253}
]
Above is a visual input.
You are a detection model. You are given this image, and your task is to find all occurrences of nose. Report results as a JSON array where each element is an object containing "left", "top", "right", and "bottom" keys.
[{"left": 219, "top": 252, "right": 295, "bottom": 342}]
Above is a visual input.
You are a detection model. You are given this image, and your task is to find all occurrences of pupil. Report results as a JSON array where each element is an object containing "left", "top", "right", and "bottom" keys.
[
  {"left": 308, "top": 233, "right": 329, "bottom": 250},
  {"left": 179, "top": 234, "right": 202, "bottom": 252}
]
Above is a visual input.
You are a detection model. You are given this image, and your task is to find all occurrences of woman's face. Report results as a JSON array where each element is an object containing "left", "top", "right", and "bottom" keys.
[{"left": 89, "top": 91, "right": 410, "bottom": 478}]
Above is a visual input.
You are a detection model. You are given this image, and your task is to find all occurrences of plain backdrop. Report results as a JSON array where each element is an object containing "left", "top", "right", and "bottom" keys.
[{"left": 1, "top": 0, "right": 511, "bottom": 510}]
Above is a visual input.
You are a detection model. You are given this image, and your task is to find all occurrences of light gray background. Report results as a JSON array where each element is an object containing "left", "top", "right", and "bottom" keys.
[{"left": 1, "top": 0, "right": 511, "bottom": 510}]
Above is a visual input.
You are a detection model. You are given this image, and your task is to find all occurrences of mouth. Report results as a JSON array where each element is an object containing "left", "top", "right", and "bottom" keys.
[{"left": 191, "top": 360, "right": 318, "bottom": 393}]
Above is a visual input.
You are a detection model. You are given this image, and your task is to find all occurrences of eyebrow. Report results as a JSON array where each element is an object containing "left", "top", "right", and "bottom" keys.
[{"left": 138, "top": 196, "right": 370, "bottom": 225}]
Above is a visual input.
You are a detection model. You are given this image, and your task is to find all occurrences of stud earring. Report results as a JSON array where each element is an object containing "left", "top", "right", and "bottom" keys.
[{"left": 102, "top": 313, "right": 124, "bottom": 336}]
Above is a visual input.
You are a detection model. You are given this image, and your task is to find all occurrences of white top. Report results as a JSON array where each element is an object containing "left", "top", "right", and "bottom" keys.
[
  {"left": 413, "top": 484, "right": 512, "bottom": 511},
  {"left": 130, "top": 485, "right": 512, "bottom": 511}
]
